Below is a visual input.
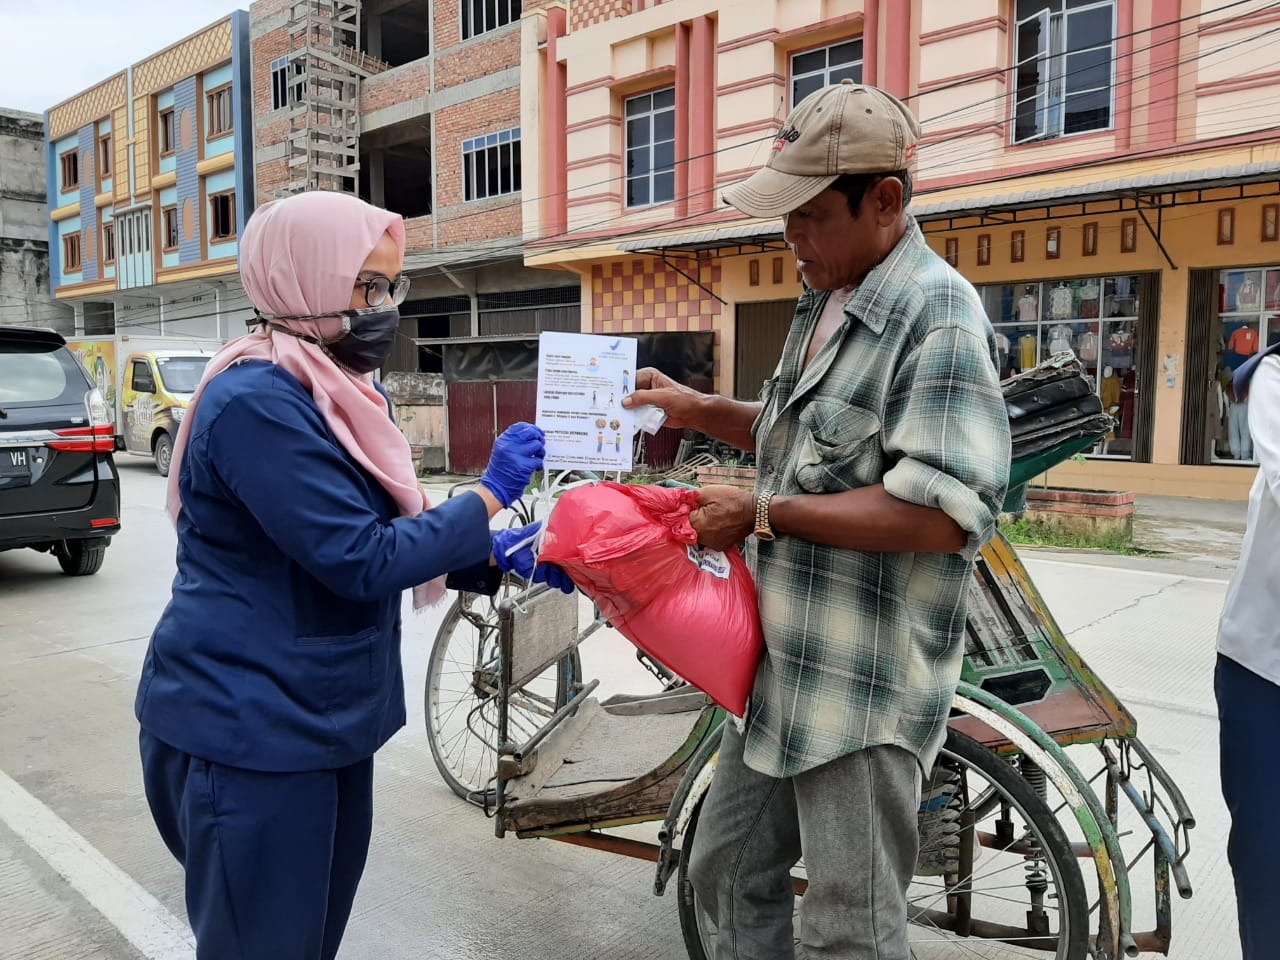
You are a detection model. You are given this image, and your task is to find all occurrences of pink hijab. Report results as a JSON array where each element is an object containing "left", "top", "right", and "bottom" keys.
[{"left": 166, "top": 190, "right": 446, "bottom": 607}]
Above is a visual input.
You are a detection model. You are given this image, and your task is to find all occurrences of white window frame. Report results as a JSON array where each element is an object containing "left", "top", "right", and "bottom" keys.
[
  {"left": 461, "top": 0, "right": 521, "bottom": 40},
  {"left": 270, "top": 56, "right": 305, "bottom": 111},
  {"left": 789, "top": 38, "right": 864, "bottom": 108},
  {"left": 462, "top": 127, "right": 522, "bottom": 202},
  {"left": 624, "top": 88, "right": 676, "bottom": 210},
  {"left": 1012, "top": 0, "right": 1117, "bottom": 144}
]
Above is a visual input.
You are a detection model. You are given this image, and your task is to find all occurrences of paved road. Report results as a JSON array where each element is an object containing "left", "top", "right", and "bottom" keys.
[{"left": 0, "top": 459, "right": 1242, "bottom": 959}]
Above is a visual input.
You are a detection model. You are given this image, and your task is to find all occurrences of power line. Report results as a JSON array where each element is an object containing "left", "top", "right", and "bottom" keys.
[{"left": 369, "top": 0, "right": 1280, "bottom": 251}]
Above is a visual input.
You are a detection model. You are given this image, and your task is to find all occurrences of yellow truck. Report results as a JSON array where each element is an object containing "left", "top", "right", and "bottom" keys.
[{"left": 66, "top": 335, "right": 222, "bottom": 476}]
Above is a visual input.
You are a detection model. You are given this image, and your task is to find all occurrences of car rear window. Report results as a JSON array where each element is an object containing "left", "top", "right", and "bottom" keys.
[{"left": 0, "top": 345, "right": 87, "bottom": 406}]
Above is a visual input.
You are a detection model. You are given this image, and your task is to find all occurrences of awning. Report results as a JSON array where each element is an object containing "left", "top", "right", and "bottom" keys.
[
  {"left": 615, "top": 155, "right": 1280, "bottom": 254},
  {"left": 617, "top": 220, "right": 787, "bottom": 254},
  {"left": 912, "top": 158, "right": 1280, "bottom": 223}
]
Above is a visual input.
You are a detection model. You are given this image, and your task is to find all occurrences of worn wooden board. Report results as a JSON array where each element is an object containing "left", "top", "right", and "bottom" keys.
[{"left": 500, "top": 587, "right": 579, "bottom": 691}]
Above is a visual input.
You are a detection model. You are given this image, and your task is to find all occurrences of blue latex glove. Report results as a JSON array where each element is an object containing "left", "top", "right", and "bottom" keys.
[
  {"left": 492, "top": 523, "right": 575, "bottom": 594},
  {"left": 480, "top": 422, "right": 545, "bottom": 507},
  {"left": 533, "top": 563, "right": 575, "bottom": 595},
  {"left": 493, "top": 523, "right": 540, "bottom": 580}
]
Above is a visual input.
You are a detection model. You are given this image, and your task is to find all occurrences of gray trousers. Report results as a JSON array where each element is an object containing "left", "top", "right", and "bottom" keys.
[{"left": 688, "top": 722, "right": 921, "bottom": 960}]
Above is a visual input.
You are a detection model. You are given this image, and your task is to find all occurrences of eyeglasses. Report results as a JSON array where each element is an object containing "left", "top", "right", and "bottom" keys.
[{"left": 355, "top": 274, "right": 411, "bottom": 307}]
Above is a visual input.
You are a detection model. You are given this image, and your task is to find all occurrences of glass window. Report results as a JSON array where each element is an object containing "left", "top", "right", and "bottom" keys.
[
  {"left": 462, "top": 127, "right": 521, "bottom": 202},
  {"left": 978, "top": 274, "right": 1142, "bottom": 458},
  {"left": 791, "top": 38, "right": 864, "bottom": 107},
  {"left": 0, "top": 351, "right": 71, "bottom": 405},
  {"left": 159, "top": 107, "right": 176, "bottom": 155},
  {"left": 207, "top": 86, "right": 233, "bottom": 138},
  {"left": 461, "top": 0, "right": 521, "bottom": 40},
  {"left": 155, "top": 357, "right": 210, "bottom": 394},
  {"left": 624, "top": 89, "right": 676, "bottom": 209},
  {"left": 209, "top": 192, "right": 236, "bottom": 240},
  {"left": 1013, "top": 0, "right": 1115, "bottom": 143},
  {"left": 1211, "top": 268, "right": 1276, "bottom": 463},
  {"left": 271, "top": 57, "right": 289, "bottom": 111},
  {"left": 163, "top": 207, "right": 179, "bottom": 251}
]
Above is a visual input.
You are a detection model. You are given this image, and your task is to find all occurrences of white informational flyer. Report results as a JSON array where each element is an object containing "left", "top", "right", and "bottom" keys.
[{"left": 536, "top": 331, "right": 639, "bottom": 472}]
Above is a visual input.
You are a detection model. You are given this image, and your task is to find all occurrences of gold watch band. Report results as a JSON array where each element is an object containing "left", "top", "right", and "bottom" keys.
[{"left": 754, "top": 491, "right": 777, "bottom": 541}]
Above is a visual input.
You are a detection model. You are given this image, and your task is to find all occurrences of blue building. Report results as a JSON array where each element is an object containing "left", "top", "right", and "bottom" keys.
[{"left": 44, "top": 12, "right": 255, "bottom": 339}]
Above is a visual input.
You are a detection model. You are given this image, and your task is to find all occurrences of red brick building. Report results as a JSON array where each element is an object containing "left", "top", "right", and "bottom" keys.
[{"left": 249, "top": 0, "right": 581, "bottom": 470}]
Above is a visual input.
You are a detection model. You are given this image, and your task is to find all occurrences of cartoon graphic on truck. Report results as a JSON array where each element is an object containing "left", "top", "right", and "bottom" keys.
[{"left": 66, "top": 336, "right": 221, "bottom": 476}]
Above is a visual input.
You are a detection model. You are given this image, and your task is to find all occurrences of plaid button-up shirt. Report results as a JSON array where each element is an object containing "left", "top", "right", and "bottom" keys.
[{"left": 742, "top": 218, "right": 1011, "bottom": 778}]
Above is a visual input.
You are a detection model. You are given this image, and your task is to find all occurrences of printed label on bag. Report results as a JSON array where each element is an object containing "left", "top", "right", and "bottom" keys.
[{"left": 686, "top": 545, "right": 732, "bottom": 580}]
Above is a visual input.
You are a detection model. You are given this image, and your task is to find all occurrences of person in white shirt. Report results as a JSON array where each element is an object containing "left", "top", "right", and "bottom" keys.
[{"left": 1216, "top": 340, "right": 1280, "bottom": 960}]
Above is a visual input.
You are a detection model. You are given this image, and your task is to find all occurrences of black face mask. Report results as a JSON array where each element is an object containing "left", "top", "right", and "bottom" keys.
[{"left": 258, "top": 305, "right": 401, "bottom": 375}]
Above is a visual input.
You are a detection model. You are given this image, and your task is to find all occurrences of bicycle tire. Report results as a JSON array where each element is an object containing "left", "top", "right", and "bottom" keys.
[{"left": 424, "top": 586, "right": 581, "bottom": 804}]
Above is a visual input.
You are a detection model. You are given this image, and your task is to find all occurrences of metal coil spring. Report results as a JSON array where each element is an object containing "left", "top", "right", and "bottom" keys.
[{"left": 1019, "top": 756, "right": 1049, "bottom": 894}]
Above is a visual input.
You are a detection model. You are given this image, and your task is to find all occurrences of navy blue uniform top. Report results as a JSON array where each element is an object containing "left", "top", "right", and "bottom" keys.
[{"left": 135, "top": 361, "right": 494, "bottom": 772}]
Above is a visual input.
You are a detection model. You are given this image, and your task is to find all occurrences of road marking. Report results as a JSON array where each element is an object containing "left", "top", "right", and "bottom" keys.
[
  {"left": 1022, "top": 555, "right": 1232, "bottom": 586},
  {"left": 0, "top": 767, "right": 194, "bottom": 959}
]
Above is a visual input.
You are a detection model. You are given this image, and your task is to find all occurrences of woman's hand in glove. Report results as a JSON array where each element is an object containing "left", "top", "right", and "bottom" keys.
[
  {"left": 480, "top": 422, "right": 545, "bottom": 508},
  {"left": 533, "top": 563, "right": 575, "bottom": 595},
  {"left": 492, "top": 523, "right": 541, "bottom": 580},
  {"left": 491, "top": 523, "right": 575, "bottom": 594}
]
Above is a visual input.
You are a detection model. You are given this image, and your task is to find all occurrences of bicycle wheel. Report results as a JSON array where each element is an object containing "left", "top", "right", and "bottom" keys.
[
  {"left": 677, "top": 728, "right": 1089, "bottom": 960},
  {"left": 424, "top": 582, "right": 581, "bottom": 804}
]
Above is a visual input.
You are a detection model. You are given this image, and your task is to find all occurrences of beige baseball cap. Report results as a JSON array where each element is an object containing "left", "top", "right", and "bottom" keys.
[{"left": 723, "top": 80, "right": 921, "bottom": 219}]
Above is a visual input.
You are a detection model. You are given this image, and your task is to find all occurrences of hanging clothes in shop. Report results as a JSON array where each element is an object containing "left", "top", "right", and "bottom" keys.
[
  {"left": 1050, "top": 282, "right": 1074, "bottom": 320},
  {"left": 1019, "top": 332, "right": 1037, "bottom": 370},
  {"left": 1102, "top": 369, "right": 1121, "bottom": 442},
  {"left": 1018, "top": 288, "right": 1039, "bottom": 323},
  {"left": 1119, "top": 369, "right": 1137, "bottom": 439},
  {"left": 1079, "top": 328, "right": 1100, "bottom": 363},
  {"left": 1206, "top": 377, "right": 1226, "bottom": 460},
  {"left": 1237, "top": 275, "right": 1262, "bottom": 311},
  {"left": 1047, "top": 324, "right": 1074, "bottom": 357},
  {"left": 1079, "top": 281, "right": 1100, "bottom": 319},
  {"left": 1229, "top": 324, "right": 1260, "bottom": 358}
]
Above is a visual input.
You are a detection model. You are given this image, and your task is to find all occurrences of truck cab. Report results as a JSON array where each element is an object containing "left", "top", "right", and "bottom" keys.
[{"left": 121, "top": 351, "right": 212, "bottom": 476}]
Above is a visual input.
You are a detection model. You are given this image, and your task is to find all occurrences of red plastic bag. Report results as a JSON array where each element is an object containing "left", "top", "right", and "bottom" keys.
[{"left": 540, "top": 482, "right": 763, "bottom": 716}]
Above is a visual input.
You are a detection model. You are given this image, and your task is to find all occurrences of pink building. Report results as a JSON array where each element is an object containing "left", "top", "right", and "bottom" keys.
[{"left": 522, "top": 0, "right": 1280, "bottom": 499}]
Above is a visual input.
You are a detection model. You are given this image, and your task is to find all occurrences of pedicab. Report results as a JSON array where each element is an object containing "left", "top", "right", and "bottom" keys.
[{"left": 423, "top": 356, "right": 1195, "bottom": 959}]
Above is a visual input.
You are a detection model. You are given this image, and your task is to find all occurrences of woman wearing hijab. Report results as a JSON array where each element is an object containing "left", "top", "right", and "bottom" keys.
[{"left": 134, "top": 191, "right": 561, "bottom": 959}]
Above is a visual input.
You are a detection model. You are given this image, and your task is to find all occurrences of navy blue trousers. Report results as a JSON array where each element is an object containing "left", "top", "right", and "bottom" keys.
[
  {"left": 1215, "top": 653, "right": 1280, "bottom": 960},
  {"left": 140, "top": 730, "right": 374, "bottom": 960}
]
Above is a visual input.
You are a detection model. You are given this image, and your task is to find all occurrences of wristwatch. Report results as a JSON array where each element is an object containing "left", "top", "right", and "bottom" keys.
[{"left": 754, "top": 491, "right": 777, "bottom": 542}]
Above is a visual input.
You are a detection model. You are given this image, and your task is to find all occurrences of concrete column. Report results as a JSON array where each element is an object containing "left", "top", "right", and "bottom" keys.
[
  {"left": 367, "top": 14, "right": 383, "bottom": 59},
  {"left": 676, "top": 21, "right": 691, "bottom": 218},
  {"left": 73, "top": 301, "right": 86, "bottom": 336},
  {"left": 545, "top": 6, "right": 568, "bottom": 237}
]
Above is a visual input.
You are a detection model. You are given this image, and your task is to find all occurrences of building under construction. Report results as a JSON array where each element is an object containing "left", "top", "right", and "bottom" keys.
[{"left": 250, "top": 0, "right": 582, "bottom": 472}]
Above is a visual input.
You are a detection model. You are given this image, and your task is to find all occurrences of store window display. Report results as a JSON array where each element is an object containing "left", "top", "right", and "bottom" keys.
[
  {"left": 977, "top": 274, "right": 1143, "bottom": 458},
  {"left": 1212, "top": 267, "right": 1280, "bottom": 462}
]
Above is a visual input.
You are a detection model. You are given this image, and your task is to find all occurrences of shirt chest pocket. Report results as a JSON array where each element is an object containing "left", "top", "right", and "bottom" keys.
[{"left": 794, "top": 399, "right": 884, "bottom": 493}]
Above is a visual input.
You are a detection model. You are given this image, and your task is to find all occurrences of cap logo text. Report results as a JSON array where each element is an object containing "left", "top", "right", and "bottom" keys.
[{"left": 773, "top": 126, "right": 801, "bottom": 152}]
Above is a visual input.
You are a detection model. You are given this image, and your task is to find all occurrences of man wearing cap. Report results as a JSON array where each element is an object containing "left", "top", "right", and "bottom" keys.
[{"left": 624, "top": 82, "right": 1010, "bottom": 957}]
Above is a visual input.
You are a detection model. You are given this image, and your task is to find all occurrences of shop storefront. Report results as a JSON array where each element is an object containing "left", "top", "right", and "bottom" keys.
[
  {"left": 973, "top": 272, "right": 1158, "bottom": 462},
  {"left": 1178, "top": 263, "right": 1280, "bottom": 472},
  {"left": 1209, "top": 266, "right": 1278, "bottom": 464}
]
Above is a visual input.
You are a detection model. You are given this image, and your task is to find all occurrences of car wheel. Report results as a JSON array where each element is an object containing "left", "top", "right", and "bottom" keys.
[
  {"left": 154, "top": 433, "right": 174, "bottom": 477},
  {"left": 55, "top": 538, "right": 108, "bottom": 576}
]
